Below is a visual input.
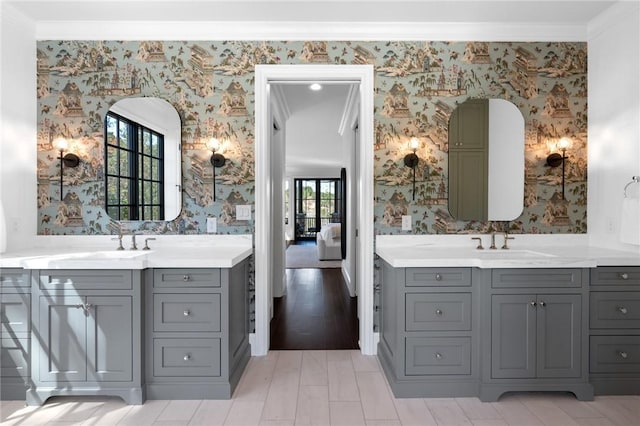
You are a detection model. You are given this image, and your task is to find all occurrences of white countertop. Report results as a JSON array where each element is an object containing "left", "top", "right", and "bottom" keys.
[
  {"left": 0, "top": 235, "right": 253, "bottom": 269},
  {"left": 376, "top": 235, "right": 640, "bottom": 268}
]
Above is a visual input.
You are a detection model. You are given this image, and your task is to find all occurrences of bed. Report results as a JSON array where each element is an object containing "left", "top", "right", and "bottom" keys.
[{"left": 317, "top": 223, "right": 342, "bottom": 260}]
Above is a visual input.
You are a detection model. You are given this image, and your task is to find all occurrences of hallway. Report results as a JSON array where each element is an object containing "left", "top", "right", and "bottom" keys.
[{"left": 270, "top": 268, "right": 359, "bottom": 350}]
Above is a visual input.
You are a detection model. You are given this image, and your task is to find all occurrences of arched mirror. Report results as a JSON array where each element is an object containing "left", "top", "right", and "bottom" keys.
[
  {"left": 104, "top": 97, "right": 182, "bottom": 221},
  {"left": 448, "top": 98, "right": 524, "bottom": 221}
]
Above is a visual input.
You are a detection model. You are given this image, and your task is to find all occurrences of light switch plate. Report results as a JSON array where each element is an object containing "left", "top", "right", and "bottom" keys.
[
  {"left": 401, "top": 215, "right": 412, "bottom": 231},
  {"left": 236, "top": 205, "right": 251, "bottom": 221},
  {"left": 206, "top": 217, "right": 217, "bottom": 233}
]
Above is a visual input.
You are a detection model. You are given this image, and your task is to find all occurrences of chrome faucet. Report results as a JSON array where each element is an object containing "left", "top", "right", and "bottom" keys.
[{"left": 471, "top": 237, "right": 484, "bottom": 250}]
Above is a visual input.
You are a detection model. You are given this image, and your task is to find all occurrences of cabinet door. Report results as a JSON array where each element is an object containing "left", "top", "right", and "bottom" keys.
[
  {"left": 86, "top": 296, "right": 133, "bottom": 382},
  {"left": 38, "top": 296, "right": 87, "bottom": 382},
  {"left": 448, "top": 150, "right": 487, "bottom": 221},
  {"left": 449, "top": 99, "right": 488, "bottom": 151},
  {"left": 536, "top": 294, "right": 581, "bottom": 378},
  {"left": 491, "top": 294, "right": 536, "bottom": 379}
]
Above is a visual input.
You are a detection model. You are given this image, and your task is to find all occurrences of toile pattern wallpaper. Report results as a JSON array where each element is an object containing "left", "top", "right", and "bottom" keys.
[{"left": 36, "top": 40, "right": 588, "bottom": 236}]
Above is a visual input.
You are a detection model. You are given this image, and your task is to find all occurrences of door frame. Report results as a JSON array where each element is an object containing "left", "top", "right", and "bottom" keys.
[{"left": 254, "top": 64, "right": 375, "bottom": 355}]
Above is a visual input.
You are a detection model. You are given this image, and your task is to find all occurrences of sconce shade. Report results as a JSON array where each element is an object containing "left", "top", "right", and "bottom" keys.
[
  {"left": 546, "top": 152, "right": 564, "bottom": 168},
  {"left": 210, "top": 153, "right": 226, "bottom": 168},
  {"left": 62, "top": 153, "right": 80, "bottom": 168},
  {"left": 404, "top": 152, "right": 419, "bottom": 168},
  {"left": 206, "top": 137, "right": 221, "bottom": 153}
]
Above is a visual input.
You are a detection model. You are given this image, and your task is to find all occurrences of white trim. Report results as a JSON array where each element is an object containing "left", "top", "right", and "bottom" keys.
[
  {"left": 35, "top": 21, "right": 588, "bottom": 41},
  {"left": 270, "top": 84, "right": 291, "bottom": 123},
  {"left": 255, "top": 64, "right": 375, "bottom": 356},
  {"left": 338, "top": 84, "right": 360, "bottom": 136}
]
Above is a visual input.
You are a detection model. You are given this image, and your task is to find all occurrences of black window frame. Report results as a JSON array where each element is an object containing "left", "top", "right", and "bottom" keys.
[{"left": 104, "top": 111, "right": 165, "bottom": 221}]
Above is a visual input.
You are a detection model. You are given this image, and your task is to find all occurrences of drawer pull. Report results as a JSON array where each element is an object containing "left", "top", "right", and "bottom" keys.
[
  {"left": 620, "top": 273, "right": 629, "bottom": 280},
  {"left": 539, "top": 301, "right": 546, "bottom": 307},
  {"left": 435, "top": 352, "right": 443, "bottom": 360},
  {"left": 617, "top": 306, "right": 628, "bottom": 315},
  {"left": 183, "top": 275, "right": 190, "bottom": 282},
  {"left": 183, "top": 309, "right": 191, "bottom": 317},
  {"left": 183, "top": 354, "right": 191, "bottom": 361},
  {"left": 435, "top": 274, "right": 442, "bottom": 281},
  {"left": 530, "top": 301, "right": 537, "bottom": 307},
  {"left": 436, "top": 309, "right": 443, "bottom": 316},
  {"left": 619, "top": 351, "right": 628, "bottom": 359}
]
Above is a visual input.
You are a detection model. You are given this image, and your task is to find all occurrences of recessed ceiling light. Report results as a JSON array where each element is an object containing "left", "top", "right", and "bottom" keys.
[{"left": 309, "top": 83, "right": 322, "bottom": 91}]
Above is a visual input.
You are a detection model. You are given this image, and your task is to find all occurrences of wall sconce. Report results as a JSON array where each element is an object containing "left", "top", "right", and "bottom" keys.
[
  {"left": 546, "top": 137, "right": 571, "bottom": 199},
  {"left": 403, "top": 137, "right": 420, "bottom": 201},
  {"left": 206, "top": 137, "right": 226, "bottom": 202},
  {"left": 52, "top": 137, "right": 79, "bottom": 201}
]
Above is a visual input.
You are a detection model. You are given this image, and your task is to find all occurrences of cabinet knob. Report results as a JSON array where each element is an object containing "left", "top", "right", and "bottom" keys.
[
  {"left": 435, "top": 274, "right": 442, "bottom": 281},
  {"left": 183, "top": 354, "right": 191, "bottom": 361},
  {"left": 619, "top": 351, "right": 628, "bottom": 359},
  {"left": 530, "top": 301, "right": 537, "bottom": 307},
  {"left": 436, "top": 309, "right": 443, "bottom": 316},
  {"left": 435, "top": 352, "right": 443, "bottom": 360},
  {"left": 620, "top": 273, "right": 629, "bottom": 280},
  {"left": 183, "top": 275, "right": 190, "bottom": 282},
  {"left": 539, "top": 301, "right": 546, "bottom": 307},
  {"left": 183, "top": 309, "right": 191, "bottom": 317},
  {"left": 617, "top": 306, "right": 628, "bottom": 315}
]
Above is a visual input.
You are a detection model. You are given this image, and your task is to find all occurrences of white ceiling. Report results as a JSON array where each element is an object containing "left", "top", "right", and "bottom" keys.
[{"left": 6, "top": 0, "right": 619, "bottom": 24}]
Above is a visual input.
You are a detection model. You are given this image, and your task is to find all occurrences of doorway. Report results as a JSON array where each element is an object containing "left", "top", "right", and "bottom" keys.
[{"left": 254, "top": 64, "right": 375, "bottom": 356}]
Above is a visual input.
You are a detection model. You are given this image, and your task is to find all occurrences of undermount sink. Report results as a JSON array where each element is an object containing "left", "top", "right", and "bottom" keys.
[
  {"left": 20, "top": 250, "right": 151, "bottom": 269},
  {"left": 476, "top": 249, "right": 556, "bottom": 258},
  {"left": 61, "top": 250, "right": 151, "bottom": 259}
]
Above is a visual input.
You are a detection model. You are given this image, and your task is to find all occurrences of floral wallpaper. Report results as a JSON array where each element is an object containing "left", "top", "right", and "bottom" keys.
[{"left": 35, "top": 40, "right": 588, "bottom": 236}]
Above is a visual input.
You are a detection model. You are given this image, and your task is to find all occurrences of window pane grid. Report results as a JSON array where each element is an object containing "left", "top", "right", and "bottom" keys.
[{"left": 105, "top": 111, "right": 165, "bottom": 221}]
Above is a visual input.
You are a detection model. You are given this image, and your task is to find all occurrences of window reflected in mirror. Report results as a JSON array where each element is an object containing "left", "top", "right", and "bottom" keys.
[{"left": 104, "top": 98, "right": 182, "bottom": 222}]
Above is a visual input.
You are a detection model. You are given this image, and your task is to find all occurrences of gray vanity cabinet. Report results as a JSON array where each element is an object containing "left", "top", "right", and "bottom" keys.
[
  {"left": 36, "top": 295, "right": 133, "bottom": 383},
  {"left": 491, "top": 294, "right": 581, "bottom": 379},
  {"left": 27, "top": 269, "right": 143, "bottom": 405},
  {"left": 589, "top": 266, "right": 640, "bottom": 394},
  {"left": 480, "top": 268, "right": 593, "bottom": 402},
  {"left": 1, "top": 268, "right": 31, "bottom": 400},
  {"left": 377, "top": 262, "right": 479, "bottom": 398},
  {"left": 145, "top": 260, "right": 250, "bottom": 399}
]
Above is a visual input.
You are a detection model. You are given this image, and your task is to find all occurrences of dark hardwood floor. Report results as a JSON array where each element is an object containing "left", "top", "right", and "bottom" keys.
[{"left": 270, "top": 267, "right": 359, "bottom": 350}]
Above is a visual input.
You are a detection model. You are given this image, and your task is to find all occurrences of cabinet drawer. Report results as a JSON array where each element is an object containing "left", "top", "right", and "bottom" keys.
[
  {"left": 405, "top": 293, "right": 471, "bottom": 331},
  {"left": 590, "top": 336, "right": 640, "bottom": 373},
  {"left": 591, "top": 267, "right": 640, "bottom": 287},
  {"left": 1, "top": 338, "right": 29, "bottom": 378},
  {"left": 0, "top": 294, "right": 30, "bottom": 335},
  {"left": 0, "top": 269, "right": 29, "bottom": 288},
  {"left": 491, "top": 269, "right": 582, "bottom": 288},
  {"left": 590, "top": 292, "right": 640, "bottom": 329},
  {"left": 153, "top": 338, "right": 221, "bottom": 377},
  {"left": 154, "top": 293, "right": 221, "bottom": 332},
  {"left": 405, "top": 337, "right": 471, "bottom": 376},
  {"left": 38, "top": 270, "right": 132, "bottom": 291},
  {"left": 154, "top": 269, "right": 221, "bottom": 288},
  {"left": 406, "top": 268, "right": 471, "bottom": 287}
]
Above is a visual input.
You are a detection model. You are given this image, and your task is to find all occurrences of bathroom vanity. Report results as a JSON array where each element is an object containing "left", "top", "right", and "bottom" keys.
[
  {"left": 376, "top": 235, "right": 640, "bottom": 401},
  {"left": 0, "top": 236, "right": 252, "bottom": 405}
]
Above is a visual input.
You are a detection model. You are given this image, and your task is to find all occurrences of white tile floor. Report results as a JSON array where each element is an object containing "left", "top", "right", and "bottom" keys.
[{"left": 1, "top": 350, "right": 639, "bottom": 425}]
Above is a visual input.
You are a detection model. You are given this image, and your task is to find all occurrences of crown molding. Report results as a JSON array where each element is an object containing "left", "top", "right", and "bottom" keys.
[
  {"left": 588, "top": 1, "right": 639, "bottom": 40},
  {"left": 35, "top": 20, "right": 588, "bottom": 41},
  {"left": 338, "top": 84, "right": 360, "bottom": 136},
  {"left": 270, "top": 84, "right": 291, "bottom": 124}
]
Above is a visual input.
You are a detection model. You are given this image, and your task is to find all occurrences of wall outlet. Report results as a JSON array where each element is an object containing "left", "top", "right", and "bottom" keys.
[
  {"left": 236, "top": 205, "right": 251, "bottom": 221},
  {"left": 206, "top": 217, "right": 217, "bottom": 233},
  {"left": 401, "top": 215, "right": 412, "bottom": 231}
]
